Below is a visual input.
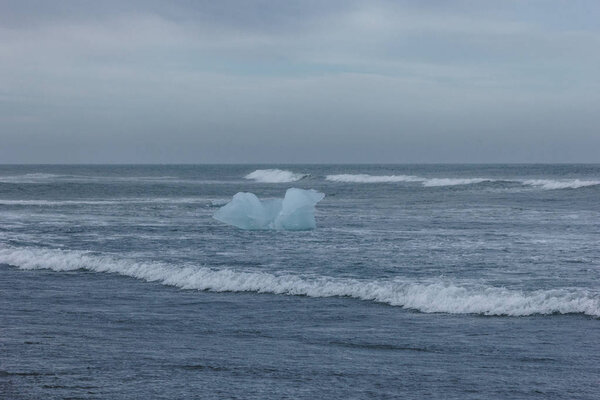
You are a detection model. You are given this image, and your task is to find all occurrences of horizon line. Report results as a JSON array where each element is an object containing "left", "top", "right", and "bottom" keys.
[{"left": 1, "top": 162, "right": 600, "bottom": 166}]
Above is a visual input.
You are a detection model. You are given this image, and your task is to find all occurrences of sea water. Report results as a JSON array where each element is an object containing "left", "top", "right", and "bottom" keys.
[{"left": 0, "top": 164, "right": 598, "bottom": 399}]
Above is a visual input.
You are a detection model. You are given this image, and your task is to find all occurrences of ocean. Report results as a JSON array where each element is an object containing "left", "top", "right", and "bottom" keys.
[{"left": 1, "top": 164, "right": 598, "bottom": 399}]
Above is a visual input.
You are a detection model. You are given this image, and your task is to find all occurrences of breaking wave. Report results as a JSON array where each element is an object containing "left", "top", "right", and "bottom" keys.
[
  {"left": 245, "top": 169, "right": 309, "bottom": 183},
  {"left": 520, "top": 179, "right": 600, "bottom": 190},
  {"left": 1, "top": 247, "right": 598, "bottom": 317},
  {"left": 325, "top": 174, "right": 600, "bottom": 189},
  {"left": 421, "top": 178, "right": 491, "bottom": 187},
  {"left": 325, "top": 174, "right": 422, "bottom": 183},
  {"left": 326, "top": 174, "right": 489, "bottom": 186}
]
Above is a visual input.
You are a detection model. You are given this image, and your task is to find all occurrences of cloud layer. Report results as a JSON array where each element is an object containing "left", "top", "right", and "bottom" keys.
[{"left": 1, "top": 1, "right": 599, "bottom": 163}]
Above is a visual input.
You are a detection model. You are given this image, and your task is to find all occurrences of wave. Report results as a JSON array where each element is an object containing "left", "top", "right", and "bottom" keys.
[
  {"left": 325, "top": 174, "right": 600, "bottom": 189},
  {"left": 0, "top": 173, "right": 65, "bottom": 183},
  {"left": 1, "top": 247, "right": 598, "bottom": 317},
  {"left": 0, "top": 174, "right": 181, "bottom": 184},
  {"left": 520, "top": 179, "right": 600, "bottom": 190},
  {"left": 19, "top": 173, "right": 60, "bottom": 179},
  {"left": 421, "top": 178, "right": 491, "bottom": 187},
  {"left": 209, "top": 199, "right": 231, "bottom": 207},
  {"left": 0, "top": 199, "right": 121, "bottom": 206},
  {"left": 326, "top": 174, "right": 489, "bottom": 186},
  {"left": 245, "top": 169, "right": 309, "bottom": 183},
  {"left": 325, "top": 174, "right": 422, "bottom": 183},
  {"left": 0, "top": 198, "right": 222, "bottom": 206}
]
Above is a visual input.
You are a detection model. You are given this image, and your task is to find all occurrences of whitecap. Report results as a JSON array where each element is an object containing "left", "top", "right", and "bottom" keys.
[
  {"left": 421, "top": 178, "right": 491, "bottom": 187},
  {"left": 326, "top": 174, "right": 490, "bottom": 187},
  {"left": 1, "top": 246, "right": 598, "bottom": 317},
  {"left": 520, "top": 179, "right": 600, "bottom": 190},
  {"left": 325, "top": 174, "right": 422, "bottom": 183},
  {"left": 245, "top": 169, "right": 309, "bottom": 183}
]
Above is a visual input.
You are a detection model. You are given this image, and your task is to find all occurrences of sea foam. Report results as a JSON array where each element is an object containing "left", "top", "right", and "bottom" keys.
[
  {"left": 325, "top": 174, "right": 489, "bottom": 186},
  {"left": 325, "top": 174, "right": 422, "bottom": 183},
  {"left": 245, "top": 169, "right": 309, "bottom": 183},
  {"left": 325, "top": 174, "right": 600, "bottom": 189},
  {"left": 1, "top": 247, "right": 598, "bottom": 317},
  {"left": 520, "top": 179, "right": 600, "bottom": 190},
  {"left": 421, "top": 178, "right": 491, "bottom": 187},
  {"left": 0, "top": 198, "right": 225, "bottom": 206},
  {"left": 0, "top": 173, "right": 64, "bottom": 183}
]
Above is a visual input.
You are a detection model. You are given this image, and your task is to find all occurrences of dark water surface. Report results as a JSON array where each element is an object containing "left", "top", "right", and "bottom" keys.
[{"left": 1, "top": 165, "right": 599, "bottom": 399}]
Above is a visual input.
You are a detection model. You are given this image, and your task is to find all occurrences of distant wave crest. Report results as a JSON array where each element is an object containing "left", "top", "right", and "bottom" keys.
[
  {"left": 1, "top": 247, "right": 598, "bottom": 317},
  {"left": 0, "top": 197, "right": 229, "bottom": 206},
  {"left": 326, "top": 174, "right": 600, "bottom": 189},
  {"left": 245, "top": 169, "right": 309, "bottom": 183},
  {"left": 0, "top": 174, "right": 180, "bottom": 184},
  {"left": 20, "top": 173, "right": 60, "bottom": 179},
  {"left": 421, "top": 178, "right": 491, "bottom": 187},
  {"left": 326, "top": 174, "right": 488, "bottom": 186},
  {"left": 521, "top": 179, "right": 600, "bottom": 190},
  {"left": 325, "top": 174, "right": 422, "bottom": 183},
  {"left": 0, "top": 173, "right": 64, "bottom": 183}
]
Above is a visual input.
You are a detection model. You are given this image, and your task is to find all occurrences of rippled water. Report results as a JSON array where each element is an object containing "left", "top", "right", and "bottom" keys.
[{"left": 1, "top": 164, "right": 599, "bottom": 399}]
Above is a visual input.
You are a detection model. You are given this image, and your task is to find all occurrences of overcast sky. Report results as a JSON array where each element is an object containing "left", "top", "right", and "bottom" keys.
[{"left": 1, "top": 0, "right": 599, "bottom": 163}]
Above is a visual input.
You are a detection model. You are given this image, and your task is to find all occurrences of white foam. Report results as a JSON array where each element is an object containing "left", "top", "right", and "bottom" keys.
[
  {"left": 326, "top": 174, "right": 489, "bottom": 187},
  {"left": 0, "top": 174, "right": 182, "bottom": 184},
  {"left": 326, "top": 174, "right": 600, "bottom": 190},
  {"left": 0, "top": 173, "right": 64, "bottom": 183},
  {"left": 0, "top": 199, "right": 120, "bottom": 206},
  {"left": 20, "top": 173, "right": 61, "bottom": 179},
  {"left": 325, "top": 174, "right": 422, "bottom": 183},
  {"left": 421, "top": 178, "right": 491, "bottom": 187},
  {"left": 1, "top": 247, "right": 598, "bottom": 317},
  {"left": 210, "top": 199, "right": 230, "bottom": 207},
  {"left": 0, "top": 197, "right": 221, "bottom": 206},
  {"left": 244, "top": 169, "right": 309, "bottom": 183},
  {"left": 520, "top": 179, "right": 600, "bottom": 190}
]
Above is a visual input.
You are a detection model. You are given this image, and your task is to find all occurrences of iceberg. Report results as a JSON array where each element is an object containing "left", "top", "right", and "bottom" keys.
[{"left": 213, "top": 188, "right": 325, "bottom": 230}]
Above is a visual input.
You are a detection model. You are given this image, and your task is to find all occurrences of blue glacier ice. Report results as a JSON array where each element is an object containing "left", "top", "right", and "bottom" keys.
[{"left": 213, "top": 188, "right": 325, "bottom": 230}]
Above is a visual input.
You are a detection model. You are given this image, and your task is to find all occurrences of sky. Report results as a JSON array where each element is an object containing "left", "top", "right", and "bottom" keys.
[{"left": 1, "top": 0, "right": 599, "bottom": 163}]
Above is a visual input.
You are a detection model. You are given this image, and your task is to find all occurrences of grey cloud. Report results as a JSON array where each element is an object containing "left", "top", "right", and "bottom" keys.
[{"left": 0, "top": 1, "right": 599, "bottom": 163}]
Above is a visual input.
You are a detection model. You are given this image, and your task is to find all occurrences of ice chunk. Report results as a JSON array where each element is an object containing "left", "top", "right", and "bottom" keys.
[
  {"left": 274, "top": 188, "right": 324, "bottom": 230},
  {"left": 213, "top": 188, "right": 325, "bottom": 230}
]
